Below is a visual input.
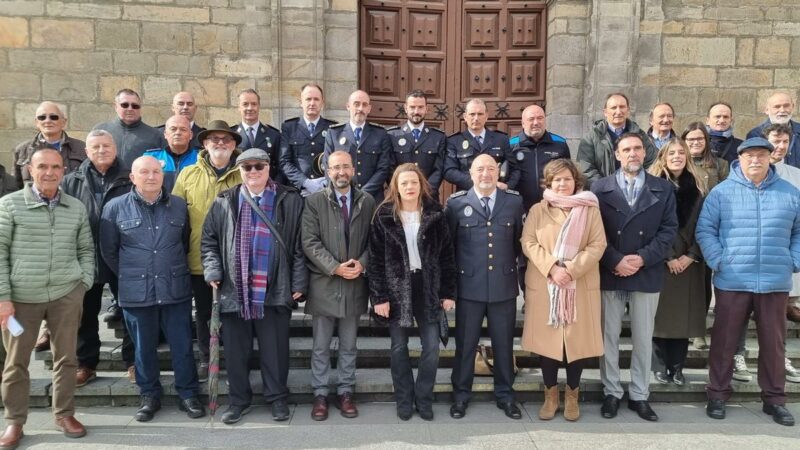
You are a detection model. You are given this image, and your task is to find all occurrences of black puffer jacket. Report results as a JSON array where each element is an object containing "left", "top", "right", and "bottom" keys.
[
  {"left": 368, "top": 200, "right": 457, "bottom": 328},
  {"left": 201, "top": 184, "right": 308, "bottom": 315}
]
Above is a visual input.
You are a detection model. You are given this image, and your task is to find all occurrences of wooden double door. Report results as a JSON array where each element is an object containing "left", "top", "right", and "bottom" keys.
[{"left": 359, "top": 0, "right": 547, "bottom": 137}]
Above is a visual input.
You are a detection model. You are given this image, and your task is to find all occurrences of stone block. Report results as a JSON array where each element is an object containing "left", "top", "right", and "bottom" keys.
[
  {"left": 323, "top": 11, "right": 357, "bottom": 28},
  {"left": 704, "top": 7, "right": 763, "bottom": 21},
  {"left": 157, "top": 55, "right": 190, "bottom": 75},
  {"left": 793, "top": 38, "right": 800, "bottom": 66},
  {"left": 229, "top": 0, "right": 269, "bottom": 7},
  {"left": 0, "top": 0, "right": 44, "bottom": 16},
  {"left": 281, "top": 9, "right": 313, "bottom": 25},
  {"left": 774, "top": 22, "right": 800, "bottom": 37},
  {"left": 0, "top": 17, "right": 29, "bottom": 48},
  {"left": 568, "top": 18, "right": 589, "bottom": 34},
  {"left": 323, "top": 81, "right": 357, "bottom": 109},
  {"left": 658, "top": 67, "right": 717, "bottom": 88},
  {"left": 206, "top": 107, "right": 239, "bottom": 125},
  {"left": 0, "top": 50, "right": 7, "bottom": 69},
  {"left": 180, "top": 0, "right": 229, "bottom": 6},
  {"left": 143, "top": 77, "right": 182, "bottom": 105},
  {"left": 31, "top": 19, "right": 94, "bottom": 49},
  {"left": 96, "top": 21, "right": 139, "bottom": 51},
  {"left": 188, "top": 56, "right": 213, "bottom": 77},
  {"left": 598, "top": 16, "right": 634, "bottom": 33},
  {"left": 212, "top": 8, "right": 270, "bottom": 25},
  {"left": 775, "top": 70, "right": 800, "bottom": 89},
  {"left": 658, "top": 87, "right": 698, "bottom": 115},
  {"left": 46, "top": 1, "right": 121, "bottom": 19},
  {"left": 0, "top": 73, "right": 40, "bottom": 100},
  {"left": 67, "top": 102, "right": 112, "bottom": 131},
  {"left": 719, "top": 69, "right": 773, "bottom": 88},
  {"left": 755, "top": 38, "right": 791, "bottom": 67},
  {"left": 599, "top": 2, "right": 633, "bottom": 18},
  {"left": 193, "top": 24, "right": 239, "bottom": 54},
  {"left": 636, "top": 35, "right": 661, "bottom": 66},
  {"left": 734, "top": 115, "right": 764, "bottom": 138},
  {"left": 323, "top": 28, "right": 357, "bottom": 60},
  {"left": 662, "top": 21, "right": 684, "bottom": 34},
  {"left": 595, "top": 64, "right": 632, "bottom": 86},
  {"left": 546, "top": 35, "right": 586, "bottom": 66},
  {"left": 283, "top": 0, "right": 315, "bottom": 8},
  {"left": 547, "top": 87, "right": 583, "bottom": 115},
  {"left": 183, "top": 78, "right": 228, "bottom": 107},
  {"left": 684, "top": 21, "right": 717, "bottom": 35},
  {"left": 13, "top": 102, "right": 39, "bottom": 128},
  {"left": 548, "top": 65, "right": 584, "bottom": 87},
  {"left": 718, "top": 21, "right": 772, "bottom": 36},
  {"left": 663, "top": 37, "right": 735, "bottom": 66},
  {"left": 114, "top": 52, "right": 156, "bottom": 74},
  {"left": 122, "top": 5, "right": 210, "bottom": 24},
  {"left": 738, "top": 38, "right": 755, "bottom": 66},
  {"left": 214, "top": 57, "right": 272, "bottom": 78},
  {"left": 548, "top": 19, "right": 568, "bottom": 36},
  {"left": 597, "top": 32, "right": 632, "bottom": 63},
  {"left": 239, "top": 27, "right": 272, "bottom": 53},
  {"left": 637, "top": 65, "right": 661, "bottom": 87},
  {"left": 697, "top": 89, "right": 756, "bottom": 117},
  {"left": 99, "top": 76, "right": 141, "bottom": 103},
  {"left": 228, "top": 79, "right": 258, "bottom": 106},
  {"left": 663, "top": 6, "right": 703, "bottom": 20},
  {"left": 549, "top": 2, "right": 588, "bottom": 19},
  {"left": 281, "top": 58, "right": 316, "bottom": 79},
  {"left": 42, "top": 73, "right": 97, "bottom": 102},
  {"left": 639, "top": 20, "right": 662, "bottom": 35},
  {"left": 0, "top": 101, "right": 13, "bottom": 129},
  {"left": 142, "top": 23, "right": 193, "bottom": 53}
]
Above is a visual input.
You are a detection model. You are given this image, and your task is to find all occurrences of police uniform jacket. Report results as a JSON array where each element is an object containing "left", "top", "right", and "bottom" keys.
[
  {"left": 510, "top": 131, "right": 571, "bottom": 211},
  {"left": 323, "top": 122, "right": 392, "bottom": 203},
  {"left": 279, "top": 116, "right": 336, "bottom": 190},
  {"left": 445, "top": 188, "right": 524, "bottom": 303},
  {"left": 444, "top": 129, "right": 518, "bottom": 192},
  {"left": 387, "top": 123, "right": 446, "bottom": 196},
  {"left": 231, "top": 122, "right": 283, "bottom": 184}
]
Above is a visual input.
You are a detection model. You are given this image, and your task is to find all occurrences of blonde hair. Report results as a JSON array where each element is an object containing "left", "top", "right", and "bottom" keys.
[{"left": 648, "top": 137, "right": 707, "bottom": 195}]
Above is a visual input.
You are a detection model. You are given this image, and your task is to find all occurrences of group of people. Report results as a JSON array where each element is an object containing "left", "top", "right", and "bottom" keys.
[{"left": 0, "top": 85, "right": 799, "bottom": 449}]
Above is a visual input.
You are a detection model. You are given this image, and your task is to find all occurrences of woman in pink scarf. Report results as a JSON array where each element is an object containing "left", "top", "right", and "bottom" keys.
[{"left": 521, "top": 159, "right": 607, "bottom": 422}]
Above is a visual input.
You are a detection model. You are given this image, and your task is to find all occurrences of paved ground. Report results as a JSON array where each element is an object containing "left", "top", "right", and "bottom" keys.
[{"left": 8, "top": 401, "right": 799, "bottom": 449}]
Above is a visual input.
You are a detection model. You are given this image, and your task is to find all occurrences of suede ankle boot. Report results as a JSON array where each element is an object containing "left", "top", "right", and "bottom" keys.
[
  {"left": 538, "top": 385, "right": 560, "bottom": 420},
  {"left": 564, "top": 385, "right": 580, "bottom": 421}
]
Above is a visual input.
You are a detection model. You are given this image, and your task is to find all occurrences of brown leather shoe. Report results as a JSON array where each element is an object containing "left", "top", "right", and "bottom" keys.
[
  {"left": 336, "top": 392, "right": 358, "bottom": 418},
  {"left": 311, "top": 395, "right": 328, "bottom": 421},
  {"left": 788, "top": 304, "right": 800, "bottom": 323},
  {"left": 33, "top": 330, "right": 50, "bottom": 352},
  {"left": 76, "top": 367, "right": 96, "bottom": 387},
  {"left": 55, "top": 416, "right": 86, "bottom": 438},
  {"left": 0, "top": 425, "right": 23, "bottom": 450}
]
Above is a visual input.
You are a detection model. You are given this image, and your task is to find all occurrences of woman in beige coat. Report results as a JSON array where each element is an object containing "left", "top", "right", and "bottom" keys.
[{"left": 521, "top": 159, "right": 607, "bottom": 422}]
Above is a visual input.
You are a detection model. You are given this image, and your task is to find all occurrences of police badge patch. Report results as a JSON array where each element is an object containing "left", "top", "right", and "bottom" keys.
[
  {"left": 398, "top": 138, "right": 407, "bottom": 146},
  {"left": 464, "top": 205, "right": 473, "bottom": 217},
  {"left": 339, "top": 136, "right": 347, "bottom": 145},
  {"left": 462, "top": 140, "right": 469, "bottom": 150},
  {"left": 516, "top": 151, "right": 524, "bottom": 161}
]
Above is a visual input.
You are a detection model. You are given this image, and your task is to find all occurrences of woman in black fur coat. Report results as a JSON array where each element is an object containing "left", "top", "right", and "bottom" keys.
[{"left": 368, "top": 163, "right": 457, "bottom": 421}]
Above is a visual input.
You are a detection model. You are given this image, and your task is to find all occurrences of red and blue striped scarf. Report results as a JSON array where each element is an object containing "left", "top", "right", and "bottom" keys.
[{"left": 234, "top": 184, "right": 276, "bottom": 320}]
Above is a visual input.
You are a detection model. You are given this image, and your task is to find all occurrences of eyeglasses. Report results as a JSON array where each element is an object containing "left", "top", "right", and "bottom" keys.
[
  {"left": 328, "top": 164, "right": 353, "bottom": 172},
  {"left": 207, "top": 136, "right": 234, "bottom": 144},
  {"left": 36, "top": 114, "right": 60, "bottom": 121},
  {"left": 119, "top": 102, "right": 141, "bottom": 110},
  {"left": 685, "top": 138, "right": 704, "bottom": 143},
  {"left": 241, "top": 163, "right": 267, "bottom": 172}
]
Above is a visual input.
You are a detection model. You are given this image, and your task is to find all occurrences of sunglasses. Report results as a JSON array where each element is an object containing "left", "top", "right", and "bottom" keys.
[
  {"left": 119, "top": 102, "right": 141, "bottom": 110},
  {"left": 36, "top": 114, "right": 60, "bottom": 121},
  {"left": 241, "top": 163, "right": 268, "bottom": 172}
]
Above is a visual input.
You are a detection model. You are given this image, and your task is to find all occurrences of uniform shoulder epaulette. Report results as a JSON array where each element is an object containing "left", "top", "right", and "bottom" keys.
[
  {"left": 448, "top": 131, "right": 464, "bottom": 139},
  {"left": 505, "top": 189, "right": 520, "bottom": 196},
  {"left": 426, "top": 127, "right": 445, "bottom": 135},
  {"left": 283, "top": 117, "right": 301, "bottom": 124},
  {"left": 386, "top": 125, "right": 401, "bottom": 131},
  {"left": 265, "top": 123, "right": 280, "bottom": 132},
  {"left": 508, "top": 135, "right": 521, "bottom": 146},
  {"left": 449, "top": 190, "right": 468, "bottom": 199},
  {"left": 368, "top": 122, "right": 387, "bottom": 128},
  {"left": 330, "top": 123, "right": 346, "bottom": 129},
  {"left": 550, "top": 132, "right": 567, "bottom": 143},
  {"left": 491, "top": 129, "right": 508, "bottom": 136}
]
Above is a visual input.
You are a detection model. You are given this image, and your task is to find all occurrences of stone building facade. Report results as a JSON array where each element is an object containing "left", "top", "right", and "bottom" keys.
[{"left": 0, "top": 0, "right": 798, "bottom": 166}]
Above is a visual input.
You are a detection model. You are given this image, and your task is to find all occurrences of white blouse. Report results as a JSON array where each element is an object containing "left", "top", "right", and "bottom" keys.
[{"left": 400, "top": 210, "right": 422, "bottom": 271}]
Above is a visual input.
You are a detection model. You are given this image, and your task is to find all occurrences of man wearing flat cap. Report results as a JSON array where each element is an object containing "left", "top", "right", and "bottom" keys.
[
  {"left": 201, "top": 148, "right": 307, "bottom": 424},
  {"left": 173, "top": 120, "right": 242, "bottom": 382},
  {"left": 697, "top": 137, "right": 800, "bottom": 426}
]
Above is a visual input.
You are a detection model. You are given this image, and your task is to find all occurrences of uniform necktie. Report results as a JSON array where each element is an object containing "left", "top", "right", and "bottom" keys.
[
  {"left": 354, "top": 127, "right": 362, "bottom": 145},
  {"left": 308, "top": 122, "right": 315, "bottom": 136},
  {"left": 476, "top": 135, "right": 483, "bottom": 146},
  {"left": 247, "top": 127, "right": 256, "bottom": 148},
  {"left": 482, "top": 196, "right": 491, "bottom": 218},
  {"left": 341, "top": 195, "right": 350, "bottom": 248},
  {"left": 412, "top": 128, "right": 421, "bottom": 142}
]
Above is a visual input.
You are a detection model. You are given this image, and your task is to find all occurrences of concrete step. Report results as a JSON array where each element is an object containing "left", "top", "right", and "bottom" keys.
[{"left": 21, "top": 367, "right": 800, "bottom": 408}]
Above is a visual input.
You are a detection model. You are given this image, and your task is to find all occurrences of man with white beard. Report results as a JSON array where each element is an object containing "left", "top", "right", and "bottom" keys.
[{"left": 747, "top": 92, "right": 800, "bottom": 169}]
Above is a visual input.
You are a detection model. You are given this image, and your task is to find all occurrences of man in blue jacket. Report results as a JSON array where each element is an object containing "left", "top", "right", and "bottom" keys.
[{"left": 696, "top": 137, "right": 800, "bottom": 427}]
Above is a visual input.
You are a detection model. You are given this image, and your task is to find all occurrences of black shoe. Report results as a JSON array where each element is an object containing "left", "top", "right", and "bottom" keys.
[
  {"left": 103, "top": 303, "right": 123, "bottom": 323},
  {"left": 763, "top": 403, "right": 795, "bottom": 426},
  {"left": 497, "top": 401, "right": 522, "bottom": 420},
  {"left": 601, "top": 395, "right": 620, "bottom": 419},
  {"left": 179, "top": 397, "right": 206, "bottom": 419},
  {"left": 628, "top": 400, "right": 658, "bottom": 422},
  {"left": 397, "top": 409, "right": 412, "bottom": 421},
  {"left": 672, "top": 369, "right": 685, "bottom": 386},
  {"left": 135, "top": 396, "right": 161, "bottom": 422},
  {"left": 272, "top": 399, "right": 290, "bottom": 422},
  {"left": 653, "top": 371, "right": 670, "bottom": 384},
  {"left": 450, "top": 402, "right": 468, "bottom": 419},
  {"left": 416, "top": 407, "right": 434, "bottom": 421},
  {"left": 706, "top": 399, "right": 726, "bottom": 420},
  {"left": 221, "top": 405, "right": 251, "bottom": 425}
]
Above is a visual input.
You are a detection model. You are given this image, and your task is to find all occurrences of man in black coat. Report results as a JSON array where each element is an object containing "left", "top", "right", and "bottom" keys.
[
  {"left": 706, "top": 102, "right": 742, "bottom": 163},
  {"left": 323, "top": 90, "right": 392, "bottom": 203},
  {"left": 279, "top": 83, "right": 337, "bottom": 197},
  {"left": 445, "top": 154, "right": 524, "bottom": 420},
  {"left": 444, "top": 98, "right": 518, "bottom": 192},
  {"left": 231, "top": 88, "right": 284, "bottom": 184},
  {"left": 591, "top": 133, "right": 677, "bottom": 423},
  {"left": 61, "top": 130, "right": 133, "bottom": 387}
]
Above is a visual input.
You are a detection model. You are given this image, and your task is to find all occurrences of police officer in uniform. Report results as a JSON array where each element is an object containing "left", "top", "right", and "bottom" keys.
[
  {"left": 444, "top": 98, "right": 518, "bottom": 192},
  {"left": 386, "top": 90, "right": 447, "bottom": 198},
  {"left": 445, "top": 154, "right": 525, "bottom": 420},
  {"left": 323, "top": 90, "right": 392, "bottom": 203},
  {"left": 232, "top": 88, "right": 284, "bottom": 184},
  {"left": 279, "top": 83, "right": 337, "bottom": 197}
]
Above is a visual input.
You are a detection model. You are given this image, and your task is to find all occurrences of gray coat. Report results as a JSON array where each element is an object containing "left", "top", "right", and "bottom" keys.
[
  {"left": 577, "top": 119, "right": 657, "bottom": 187},
  {"left": 302, "top": 186, "right": 376, "bottom": 318}
]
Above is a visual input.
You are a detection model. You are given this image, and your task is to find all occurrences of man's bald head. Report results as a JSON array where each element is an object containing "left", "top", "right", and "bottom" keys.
[
  {"left": 521, "top": 105, "right": 546, "bottom": 140},
  {"left": 34, "top": 101, "right": 68, "bottom": 140},
  {"left": 765, "top": 92, "right": 795, "bottom": 125},
  {"left": 164, "top": 115, "right": 193, "bottom": 153},
  {"left": 470, "top": 154, "right": 499, "bottom": 194},
  {"left": 130, "top": 156, "right": 164, "bottom": 199},
  {"left": 171, "top": 91, "right": 197, "bottom": 121}
]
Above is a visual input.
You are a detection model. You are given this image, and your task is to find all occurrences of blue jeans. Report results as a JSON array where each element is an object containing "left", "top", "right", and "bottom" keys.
[{"left": 123, "top": 301, "right": 199, "bottom": 400}]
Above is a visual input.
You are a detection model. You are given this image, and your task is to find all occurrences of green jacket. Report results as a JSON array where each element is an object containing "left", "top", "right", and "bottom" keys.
[
  {"left": 0, "top": 184, "right": 94, "bottom": 303},
  {"left": 172, "top": 150, "right": 241, "bottom": 274},
  {"left": 577, "top": 118, "right": 657, "bottom": 187}
]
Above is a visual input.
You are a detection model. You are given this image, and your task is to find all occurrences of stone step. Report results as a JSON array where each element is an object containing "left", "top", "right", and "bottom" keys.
[{"left": 22, "top": 367, "right": 800, "bottom": 408}]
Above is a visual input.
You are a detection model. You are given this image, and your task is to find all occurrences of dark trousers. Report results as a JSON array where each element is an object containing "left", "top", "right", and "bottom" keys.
[
  {"left": 451, "top": 297, "right": 516, "bottom": 404},
  {"left": 389, "top": 271, "right": 440, "bottom": 413},
  {"left": 652, "top": 337, "right": 689, "bottom": 375},
  {"left": 707, "top": 289, "right": 787, "bottom": 405},
  {"left": 221, "top": 306, "right": 291, "bottom": 406},
  {"left": 540, "top": 355, "right": 586, "bottom": 390},
  {"left": 78, "top": 279, "right": 134, "bottom": 368},
  {"left": 191, "top": 275, "right": 213, "bottom": 362},
  {"left": 123, "top": 301, "right": 199, "bottom": 400}
]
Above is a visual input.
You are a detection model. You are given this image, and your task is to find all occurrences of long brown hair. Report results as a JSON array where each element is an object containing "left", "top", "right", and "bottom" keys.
[
  {"left": 380, "top": 163, "right": 434, "bottom": 221},
  {"left": 648, "top": 137, "right": 707, "bottom": 195},
  {"left": 681, "top": 121, "right": 718, "bottom": 170}
]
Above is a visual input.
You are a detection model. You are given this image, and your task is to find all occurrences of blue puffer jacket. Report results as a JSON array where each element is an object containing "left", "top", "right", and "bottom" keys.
[{"left": 696, "top": 161, "right": 800, "bottom": 293}]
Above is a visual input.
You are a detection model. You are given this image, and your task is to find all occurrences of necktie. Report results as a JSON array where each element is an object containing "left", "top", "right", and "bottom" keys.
[
  {"left": 615, "top": 128, "right": 624, "bottom": 136},
  {"left": 626, "top": 180, "right": 635, "bottom": 205},
  {"left": 247, "top": 127, "right": 256, "bottom": 148},
  {"left": 476, "top": 135, "right": 483, "bottom": 146},
  {"left": 340, "top": 195, "right": 350, "bottom": 248},
  {"left": 354, "top": 127, "right": 362, "bottom": 145},
  {"left": 252, "top": 195, "right": 261, "bottom": 222},
  {"left": 308, "top": 122, "right": 315, "bottom": 136},
  {"left": 412, "top": 129, "right": 421, "bottom": 142},
  {"left": 482, "top": 196, "right": 491, "bottom": 218}
]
